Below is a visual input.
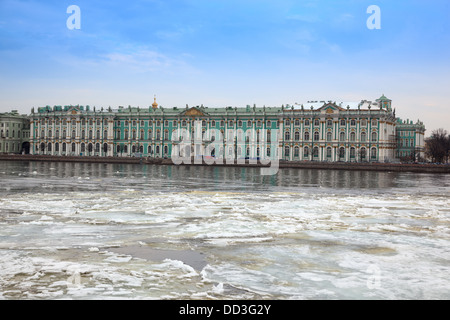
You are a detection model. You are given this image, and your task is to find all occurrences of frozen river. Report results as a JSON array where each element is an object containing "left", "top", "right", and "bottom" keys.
[{"left": 0, "top": 160, "right": 449, "bottom": 299}]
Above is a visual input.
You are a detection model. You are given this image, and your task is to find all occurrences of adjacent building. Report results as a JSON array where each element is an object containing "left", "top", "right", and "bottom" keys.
[
  {"left": 0, "top": 110, "right": 30, "bottom": 154},
  {"left": 27, "top": 95, "right": 426, "bottom": 162}
]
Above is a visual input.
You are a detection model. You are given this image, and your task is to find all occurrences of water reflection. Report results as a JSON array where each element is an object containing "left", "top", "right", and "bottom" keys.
[{"left": 0, "top": 160, "right": 447, "bottom": 195}]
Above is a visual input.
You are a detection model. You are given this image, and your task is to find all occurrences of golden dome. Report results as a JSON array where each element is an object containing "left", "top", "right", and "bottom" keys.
[{"left": 152, "top": 95, "right": 158, "bottom": 109}]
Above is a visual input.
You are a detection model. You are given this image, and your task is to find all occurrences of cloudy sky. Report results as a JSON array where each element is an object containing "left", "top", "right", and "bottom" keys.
[{"left": 0, "top": 0, "right": 449, "bottom": 135}]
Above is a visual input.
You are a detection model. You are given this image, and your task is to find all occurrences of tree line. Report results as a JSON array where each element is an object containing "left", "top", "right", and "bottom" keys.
[{"left": 425, "top": 128, "right": 450, "bottom": 163}]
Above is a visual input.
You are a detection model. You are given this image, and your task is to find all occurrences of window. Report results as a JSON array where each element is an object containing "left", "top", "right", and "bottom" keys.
[
  {"left": 371, "top": 147, "right": 377, "bottom": 159},
  {"left": 371, "top": 120, "right": 377, "bottom": 126},
  {"left": 361, "top": 148, "right": 366, "bottom": 160},
  {"left": 211, "top": 120, "right": 216, "bottom": 127},
  {"left": 238, "top": 120, "right": 242, "bottom": 127},
  {"left": 182, "top": 120, "right": 186, "bottom": 127},
  {"left": 257, "top": 120, "right": 261, "bottom": 127},
  {"left": 124, "top": 130, "right": 128, "bottom": 140},
  {"left": 72, "top": 143, "right": 76, "bottom": 153},
  {"left": 371, "top": 131, "right": 377, "bottom": 142},
  {"left": 350, "top": 132, "right": 356, "bottom": 142},
  {"left": 72, "top": 130, "right": 76, "bottom": 139},
  {"left": 340, "top": 119, "right": 346, "bottom": 126},
  {"left": 350, "top": 119, "right": 356, "bottom": 126},
  {"left": 267, "top": 147, "right": 271, "bottom": 157},
  {"left": 304, "top": 119, "right": 310, "bottom": 126},
  {"left": 304, "top": 147, "right": 309, "bottom": 158},
  {"left": 327, "top": 147, "right": 332, "bottom": 158},
  {"left": 285, "top": 119, "right": 290, "bottom": 126},
  {"left": 48, "top": 143, "right": 52, "bottom": 152},
  {"left": 350, "top": 147, "right": 356, "bottom": 158},
  {"left": 314, "top": 131, "right": 319, "bottom": 141},
  {"left": 295, "top": 119, "right": 300, "bottom": 126},
  {"left": 327, "top": 131, "right": 332, "bottom": 142},
  {"left": 132, "top": 130, "right": 136, "bottom": 140},
  {"left": 327, "top": 120, "right": 332, "bottom": 127},
  {"left": 361, "top": 132, "right": 366, "bottom": 142},
  {"left": 285, "top": 131, "right": 290, "bottom": 141},
  {"left": 96, "top": 130, "right": 100, "bottom": 139},
  {"left": 81, "top": 143, "right": 85, "bottom": 152},
  {"left": 294, "top": 131, "right": 300, "bottom": 141},
  {"left": 294, "top": 146, "right": 300, "bottom": 157},
  {"left": 95, "top": 143, "right": 100, "bottom": 153},
  {"left": 267, "top": 120, "right": 271, "bottom": 127},
  {"left": 304, "top": 131, "right": 310, "bottom": 141},
  {"left": 314, "top": 119, "right": 319, "bottom": 126},
  {"left": 313, "top": 147, "right": 319, "bottom": 157},
  {"left": 284, "top": 146, "right": 290, "bottom": 157},
  {"left": 361, "top": 119, "right": 367, "bottom": 127},
  {"left": 339, "top": 131, "right": 345, "bottom": 142},
  {"left": 339, "top": 147, "right": 345, "bottom": 158},
  {"left": 55, "top": 143, "right": 59, "bottom": 152}
]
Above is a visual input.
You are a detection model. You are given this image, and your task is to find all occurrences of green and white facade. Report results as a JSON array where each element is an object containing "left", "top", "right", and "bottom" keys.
[
  {"left": 0, "top": 110, "right": 30, "bottom": 154},
  {"left": 28, "top": 95, "right": 426, "bottom": 162}
]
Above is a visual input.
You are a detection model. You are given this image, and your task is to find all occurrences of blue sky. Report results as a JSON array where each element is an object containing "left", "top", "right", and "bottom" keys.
[{"left": 1, "top": 0, "right": 449, "bottom": 135}]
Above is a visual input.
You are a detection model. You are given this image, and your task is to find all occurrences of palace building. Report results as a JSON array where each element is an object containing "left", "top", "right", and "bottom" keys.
[
  {"left": 0, "top": 110, "right": 30, "bottom": 154},
  {"left": 27, "top": 95, "right": 426, "bottom": 162}
]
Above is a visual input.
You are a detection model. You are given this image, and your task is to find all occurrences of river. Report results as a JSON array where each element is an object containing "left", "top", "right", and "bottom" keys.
[{"left": 0, "top": 160, "right": 448, "bottom": 299}]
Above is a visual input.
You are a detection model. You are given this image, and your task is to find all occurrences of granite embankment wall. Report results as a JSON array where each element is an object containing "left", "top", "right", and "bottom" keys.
[{"left": 1, "top": 154, "right": 449, "bottom": 173}]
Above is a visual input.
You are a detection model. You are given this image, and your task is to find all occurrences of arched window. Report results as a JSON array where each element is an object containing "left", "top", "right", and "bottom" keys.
[
  {"left": 304, "top": 147, "right": 309, "bottom": 158},
  {"left": 294, "top": 146, "right": 299, "bottom": 157},
  {"left": 350, "top": 132, "right": 356, "bottom": 142},
  {"left": 339, "top": 147, "right": 345, "bottom": 159},
  {"left": 48, "top": 143, "right": 52, "bottom": 152},
  {"left": 81, "top": 143, "right": 85, "bottom": 152},
  {"left": 95, "top": 143, "right": 100, "bottom": 153},
  {"left": 164, "top": 145, "right": 168, "bottom": 154},
  {"left": 72, "top": 130, "right": 76, "bottom": 139},
  {"left": 55, "top": 143, "right": 59, "bottom": 152},
  {"left": 371, "top": 131, "right": 377, "bottom": 142},
  {"left": 285, "top": 130, "right": 290, "bottom": 141},
  {"left": 294, "top": 131, "right": 300, "bottom": 141},
  {"left": 361, "top": 148, "right": 366, "bottom": 160},
  {"left": 340, "top": 131, "right": 345, "bottom": 142},
  {"left": 72, "top": 143, "right": 76, "bottom": 153},
  {"left": 284, "top": 146, "right": 290, "bottom": 158},
  {"left": 314, "top": 131, "right": 319, "bottom": 141},
  {"left": 327, "top": 131, "right": 332, "bottom": 141},
  {"left": 350, "top": 147, "right": 356, "bottom": 158},
  {"left": 361, "top": 132, "right": 366, "bottom": 142},
  {"left": 89, "top": 130, "right": 93, "bottom": 139},
  {"left": 313, "top": 147, "right": 319, "bottom": 158},
  {"left": 371, "top": 147, "right": 377, "bottom": 159},
  {"left": 304, "top": 131, "right": 310, "bottom": 141}
]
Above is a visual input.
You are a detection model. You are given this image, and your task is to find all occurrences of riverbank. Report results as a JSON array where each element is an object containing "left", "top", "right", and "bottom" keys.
[{"left": 1, "top": 154, "right": 449, "bottom": 173}]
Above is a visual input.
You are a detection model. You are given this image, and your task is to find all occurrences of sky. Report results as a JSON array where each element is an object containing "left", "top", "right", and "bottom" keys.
[{"left": 0, "top": 0, "right": 449, "bottom": 136}]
